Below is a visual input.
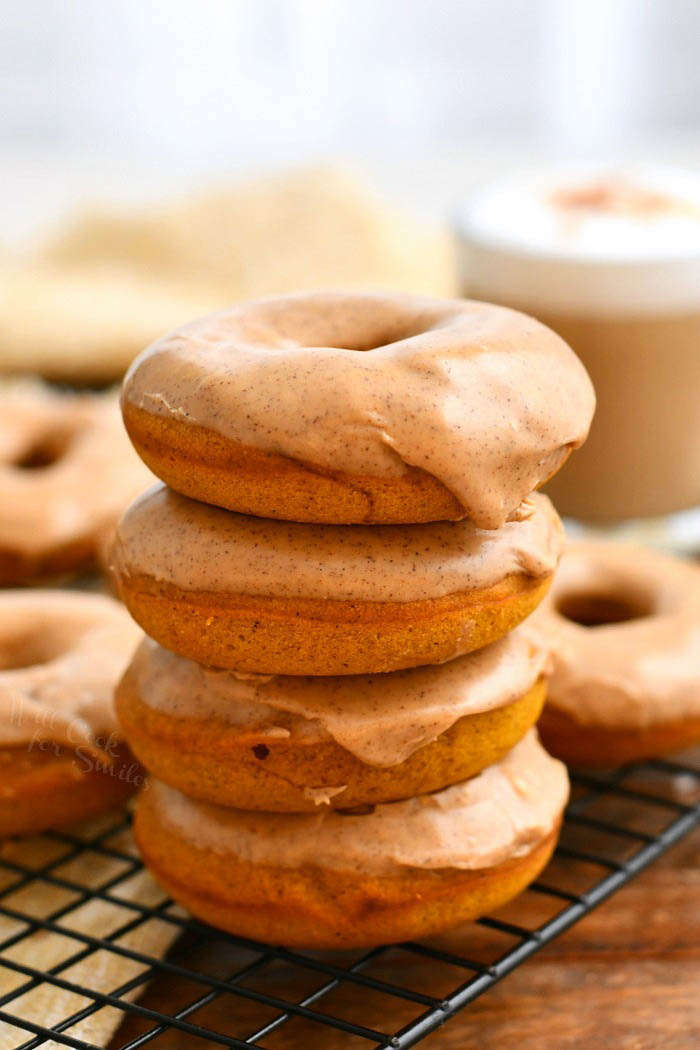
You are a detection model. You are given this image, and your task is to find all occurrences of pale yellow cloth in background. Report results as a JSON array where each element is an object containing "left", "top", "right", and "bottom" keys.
[{"left": 0, "top": 165, "right": 457, "bottom": 383}]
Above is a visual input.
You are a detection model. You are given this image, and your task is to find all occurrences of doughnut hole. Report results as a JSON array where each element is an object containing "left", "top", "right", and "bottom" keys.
[
  {"left": 13, "top": 425, "right": 77, "bottom": 470},
  {"left": 0, "top": 623, "right": 85, "bottom": 670},
  {"left": 556, "top": 588, "right": 653, "bottom": 627},
  {"left": 319, "top": 317, "right": 435, "bottom": 351},
  {"left": 275, "top": 299, "right": 450, "bottom": 352}
]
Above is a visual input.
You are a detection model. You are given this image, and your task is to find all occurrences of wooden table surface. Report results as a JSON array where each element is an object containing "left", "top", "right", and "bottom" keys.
[
  {"left": 110, "top": 824, "right": 700, "bottom": 1050},
  {"left": 432, "top": 828, "right": 700, "bottom": 1050}
]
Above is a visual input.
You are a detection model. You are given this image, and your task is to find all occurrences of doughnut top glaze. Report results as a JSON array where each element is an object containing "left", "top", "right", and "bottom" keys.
[
  {"left": 112, "top": 486, "right": 563, "bottom": 602},
  {"left": 531, "top": 541, "right": 700, "bottom": 729},
  {"left": 122, "top": 292, "right": 595, "bottom": 529},
  {"left": 0, "top": 380, "right": 153, "bottom": 557},
  {"left": 0, "top": 591, "right": 141, "bottom": 754},
  {"left": 149, "top": 730, "right": 568, "bottom": 873},
  {"left": 129, "top": 628, "right": 549, "bottom": 767}
]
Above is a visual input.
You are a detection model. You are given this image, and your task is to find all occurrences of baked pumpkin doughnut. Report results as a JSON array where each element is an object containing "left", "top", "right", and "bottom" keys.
[
  {"left": 0, "top": 381, "right": 153, "bottom": 585},
  {"left": 135, "top": 730, "right": 568, "bottom": 949},
  {"left": 111, "top": 485, "right": 563, "bottom": 675},
  {"left": 117, "top": 627, "right": 548, "bottom": 811},
  {"left": 121, "top": 292, "right": 594, "bottom": 528},
  {"left": 0, "top": 590, "right": 143, "bottom": 837},
  {"left": 535, "top": 541, "right": 700, "bottom": 766}
]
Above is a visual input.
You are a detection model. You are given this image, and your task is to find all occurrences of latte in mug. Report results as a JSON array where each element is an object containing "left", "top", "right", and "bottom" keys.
[{"left": 458, "top": 168, "right": 700, "bottom": 524}]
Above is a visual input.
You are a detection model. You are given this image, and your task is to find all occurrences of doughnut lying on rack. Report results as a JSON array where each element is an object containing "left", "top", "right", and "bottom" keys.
[
  {"left": 110, "top": 290, "right": 595, "bottom": 949},
  {"left": 0, "top": 380, "right": 154, "bottom": 586},
  {"left": 533, "top": 539, "right": 700, "bottom": 767},
  {"left": 0, "top": 590, "right": 143, "bottom": 836}
]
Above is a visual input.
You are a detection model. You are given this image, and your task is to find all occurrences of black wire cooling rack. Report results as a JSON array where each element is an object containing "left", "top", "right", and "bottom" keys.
[{"left": 0, "top": 753, "right": 698, "bottom": 1050}]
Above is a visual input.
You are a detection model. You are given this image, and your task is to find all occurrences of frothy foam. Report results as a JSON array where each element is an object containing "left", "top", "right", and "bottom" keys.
[{"left": 458, "top": 167, "right": 700, "bottom": 314}]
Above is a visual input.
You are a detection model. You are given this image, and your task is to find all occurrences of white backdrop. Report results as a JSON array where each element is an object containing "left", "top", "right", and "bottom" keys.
[{"left": 2, "top": 0, "right": 700, "bottom": 172}]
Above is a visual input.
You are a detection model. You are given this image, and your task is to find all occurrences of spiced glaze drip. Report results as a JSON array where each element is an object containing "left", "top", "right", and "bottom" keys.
[
  {"left": 112, "top": 486, "right": 563, "bottom": 603},
  {"left": 122, "top": 292, "right": 594, "bottom": 530},
  {"left": 148, "top": 731, "right": 568, "bottom": 874},
  {"left": 129, "top": 627, "right": 549, "bottom": 767}
]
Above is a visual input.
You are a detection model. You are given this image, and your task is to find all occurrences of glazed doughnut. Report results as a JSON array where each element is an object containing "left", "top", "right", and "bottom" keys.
[
  {"left": 135, "top": 730, "right": 568, "bottom": 948},
  {"left": 535, "top": 541, "right": 700, "bottom": 766},
  {"left": 0, "top": 590, "right": 143, "bottom": 837},
  {"left": 0, "top": 381, "right": 153, "bottom": 584},
  {"left": 111, "top": 485, "right": 563, "bottom": 675},
  {"left": 121, "top": 292, "right": 595, "bottom": 528},
  {"left": 117, "top": 626, "right": 549, "bottom": 811}
]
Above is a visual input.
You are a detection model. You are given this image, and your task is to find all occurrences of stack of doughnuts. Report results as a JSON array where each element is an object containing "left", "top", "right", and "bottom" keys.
[{"left": 111, "top": 291, "right": 595, "bottom": 949}]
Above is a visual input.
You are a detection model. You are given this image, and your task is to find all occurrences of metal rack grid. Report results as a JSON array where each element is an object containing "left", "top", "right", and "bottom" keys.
[{"left": 0, "top": 754, "right": 698, "bottom": 1050}]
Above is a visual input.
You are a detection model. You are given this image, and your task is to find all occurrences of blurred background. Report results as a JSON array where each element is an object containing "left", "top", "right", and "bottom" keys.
[
  {"left": 1, "top": 0, "right": 699, "bottom": 541},
  {"left": 3, "top": 0, "right": 700, "bottom": 233}
]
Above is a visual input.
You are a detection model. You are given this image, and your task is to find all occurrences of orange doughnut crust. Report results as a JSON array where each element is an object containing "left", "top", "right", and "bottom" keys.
[
  {"left": 0, "top": 381, "right": 153, "bottom": 585},
  {"left": 0, "top": 741, "right": 143, "bottom": 838},
  {"left": 123, "top": 400, "right": 465, "bottom": 526},
  {"left": 533, "top": 542, "right": 700, "bottom": 766},
  {"left": 119, "top": 681, "right": 544, "bottom": 811},
  {"left": 538, "top": 706, "right": 700, "bottom": 768},
  {"left": 116, "top": 629, "right": 548, "bottom": 810},
  {"left": 137, "top": 817, "right": 559, "bottom": 950},
  {"left": 134, "top": 734, "right": 567, "bottom": 948},
  {"left": 0, "top": 590, "right": 143, "bottom": 836},
  {"left": 121, "top": 292, "right": 594, "bottom": 528},
  {"left": 111, "top": 487, "right": 562, "bottom": 676},
  {"left": 116, "top": 571, "right": 551, "bottom": 676}
]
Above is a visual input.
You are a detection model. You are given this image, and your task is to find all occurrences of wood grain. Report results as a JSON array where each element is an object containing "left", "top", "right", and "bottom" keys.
[{"left": 108, "top": 828, "right": 699, "bottom": 1049}]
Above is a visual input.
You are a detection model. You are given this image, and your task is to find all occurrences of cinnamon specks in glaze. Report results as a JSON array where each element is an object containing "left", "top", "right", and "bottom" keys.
[
  {"left": 147, "top": 730, "right": 568, "bottom": 874},
  {"left": 112, "top": 485, "right": 564, "bottom": 603},
  {"left": 129, "top": 628, "right": 549, "bottom": 767},
  {"left": 122, "top": 292, "right": 595, "bottom": 529}
]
